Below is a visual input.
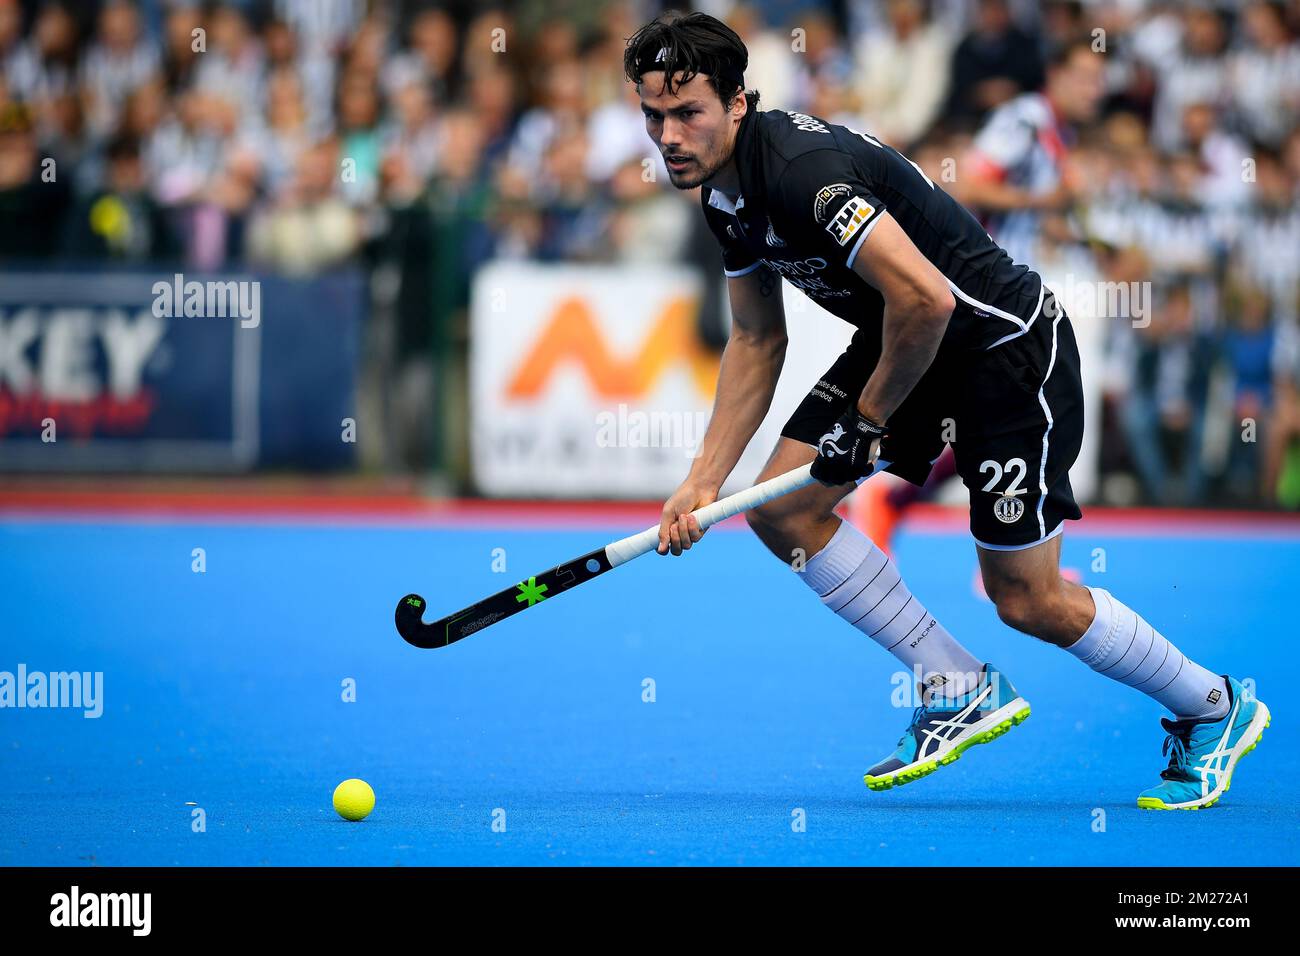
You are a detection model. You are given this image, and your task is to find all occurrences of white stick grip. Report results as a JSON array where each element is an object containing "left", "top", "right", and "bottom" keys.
[{"left": 604, "top": 463, "right": 817, "bottom": 568}]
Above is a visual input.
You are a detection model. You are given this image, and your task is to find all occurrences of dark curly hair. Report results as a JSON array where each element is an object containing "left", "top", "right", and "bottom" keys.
[{"left": 623, "top": 11, "right": 760, "bottom": 112}]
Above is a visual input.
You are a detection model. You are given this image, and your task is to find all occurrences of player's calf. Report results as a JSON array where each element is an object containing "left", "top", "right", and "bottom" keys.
[
  {"left": 988, "top": 579, "right": 1097, "bottom": 647},
  {"left": 979, "top": 541, "right": 1096, "bottom": 647},
  {"left": 984, "top": 544, "right": 1235, "bottom": 723},
  {"left": 744, "top": 491, "right": 840, "bottom": 561}
]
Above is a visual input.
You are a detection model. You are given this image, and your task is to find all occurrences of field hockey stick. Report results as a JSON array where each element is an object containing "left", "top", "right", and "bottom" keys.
[{"left": 395, "top": 463, "right": 816, "bottom": 648}]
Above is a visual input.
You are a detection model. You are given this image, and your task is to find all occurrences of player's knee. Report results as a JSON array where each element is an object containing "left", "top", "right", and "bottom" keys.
[
  {"left": 989, "top": 582, "right": 1064, "bottom": 637},
  {"left": 745, "top": 495, "right": 834, "bottom": 545},
  {"left": 992, "top": 591, "right": 1039, "bottom": 635},
  {"left": 746, "top": 497, "right": 791, "bottom": 534}
]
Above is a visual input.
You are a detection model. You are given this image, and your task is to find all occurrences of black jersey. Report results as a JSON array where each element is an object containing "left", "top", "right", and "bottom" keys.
[{"left": 701, "top": 108, "right": 1047, "bottom": 352}]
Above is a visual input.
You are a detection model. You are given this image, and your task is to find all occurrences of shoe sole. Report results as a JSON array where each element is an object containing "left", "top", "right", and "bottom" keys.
[
  {"left": 1136, "top": 703, "right": 1271, "bottom": 811},
  {"left": 864, "top": 699, "right": 1031, "bottom": 792}
]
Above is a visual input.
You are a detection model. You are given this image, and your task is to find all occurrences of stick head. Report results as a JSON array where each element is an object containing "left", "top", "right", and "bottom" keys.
[{"left": 395, "top": 593, "right": 441, "bottom": 649}]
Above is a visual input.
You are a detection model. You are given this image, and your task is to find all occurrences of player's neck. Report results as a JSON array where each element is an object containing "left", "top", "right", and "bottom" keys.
[
  {"left": 703, "top": 107, "right": 752, "bottom": 196},
  {"left": 703, "top": 154, "right": 741, "bottom": 197}
]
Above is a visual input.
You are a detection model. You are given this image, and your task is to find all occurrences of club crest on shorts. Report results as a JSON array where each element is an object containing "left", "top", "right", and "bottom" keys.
[{"left": 994, "top": 493, "right": 1025, "bottom": 524}]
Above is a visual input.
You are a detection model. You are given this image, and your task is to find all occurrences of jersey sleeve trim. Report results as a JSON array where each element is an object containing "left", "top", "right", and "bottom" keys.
[
  {"left": 771, "top": 148, "right": 887, "bottom": 268},
  {"left": 844, "top": 211, "right": 886, "bottom": 270},
  {"left": 724, "top": 262, "right": 762, "bottom": 278}
]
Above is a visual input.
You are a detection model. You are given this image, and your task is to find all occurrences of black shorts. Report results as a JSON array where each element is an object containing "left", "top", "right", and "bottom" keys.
[{"left": 782, "top": 294, "right": 1085, "bottom": 549}]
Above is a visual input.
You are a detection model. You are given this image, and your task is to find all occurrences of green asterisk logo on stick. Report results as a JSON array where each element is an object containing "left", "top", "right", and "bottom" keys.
[{"left": 515, "top": 577, "right": 548, "bottom": 606}]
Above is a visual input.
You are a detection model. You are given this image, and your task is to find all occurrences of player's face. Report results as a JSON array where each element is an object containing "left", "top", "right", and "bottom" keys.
[{"left": 638, "top": 71, "right": 743, "bottom": 189}]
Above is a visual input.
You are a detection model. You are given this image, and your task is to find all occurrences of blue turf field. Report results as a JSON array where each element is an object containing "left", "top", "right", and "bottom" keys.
[{"left": 1, "top": 513, "right": 1296, "bottom": 866}]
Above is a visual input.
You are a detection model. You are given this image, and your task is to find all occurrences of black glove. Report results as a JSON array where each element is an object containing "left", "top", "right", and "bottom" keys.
[{"left": 810, "top": 407, "right": 888, "bottom": 486}]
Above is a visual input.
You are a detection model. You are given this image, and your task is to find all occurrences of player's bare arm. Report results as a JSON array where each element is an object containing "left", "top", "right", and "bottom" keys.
[
  {"left": 849, "top": 215, "right": 954, "bottom": 428},
  {"left": 806, "top": 213, "right": 954, "bottom": 489},
  {"left": 657, "top": 264, "right": 788, "bottom": 555}
]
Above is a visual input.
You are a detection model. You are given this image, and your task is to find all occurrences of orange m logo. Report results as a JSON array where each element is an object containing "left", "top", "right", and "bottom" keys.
[{"left": 505, "top": 294, "right": 718, "bottom": 399}]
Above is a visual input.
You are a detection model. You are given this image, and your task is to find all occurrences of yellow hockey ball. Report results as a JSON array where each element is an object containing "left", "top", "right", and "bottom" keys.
[{"left": 332, "top": 778, "right": 375, "bottom": 821}]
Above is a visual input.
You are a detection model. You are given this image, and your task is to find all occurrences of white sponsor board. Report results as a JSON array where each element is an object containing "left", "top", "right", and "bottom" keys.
[{"left": 470, "top": 263, "right": 852, "bottom": 498}]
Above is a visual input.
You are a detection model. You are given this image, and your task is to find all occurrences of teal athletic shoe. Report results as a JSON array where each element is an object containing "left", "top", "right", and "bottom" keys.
[
  {"left": 864, "top": 663, "right": 1031, "bottom": 791},
  {"left": 1137, "top": 676, "right": 1270, "bottom": 811}
]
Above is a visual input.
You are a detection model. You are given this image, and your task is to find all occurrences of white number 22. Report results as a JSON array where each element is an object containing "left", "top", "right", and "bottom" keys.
[{"left": 980, "top": 458, "right": 1028, "bottom": 495}]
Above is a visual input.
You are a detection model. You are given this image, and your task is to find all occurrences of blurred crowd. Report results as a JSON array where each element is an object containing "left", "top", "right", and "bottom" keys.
[{"left": 2, "top": 0, "right": 1300, "bottom": 506}]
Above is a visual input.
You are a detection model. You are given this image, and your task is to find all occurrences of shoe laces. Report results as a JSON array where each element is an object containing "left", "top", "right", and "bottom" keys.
[
  {"left": 1159, "top": 722, "right": 1196, "bottom": 781},
  {"left": 900, "top": 704, "right": 928, "bottom": 746}
]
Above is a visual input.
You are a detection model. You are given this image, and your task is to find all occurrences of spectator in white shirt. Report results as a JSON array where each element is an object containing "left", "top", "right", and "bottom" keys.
[{"left": 854, "top": 0, "right": 953, "bottom": 148}]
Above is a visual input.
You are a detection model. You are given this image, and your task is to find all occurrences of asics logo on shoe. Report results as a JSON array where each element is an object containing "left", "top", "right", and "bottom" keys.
[
  {"left": 916, "top": 684, "right": 995, "bottom": 758},
  {"left": 1194, "top": 698, "right": 1242, "bottom": 796}
]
